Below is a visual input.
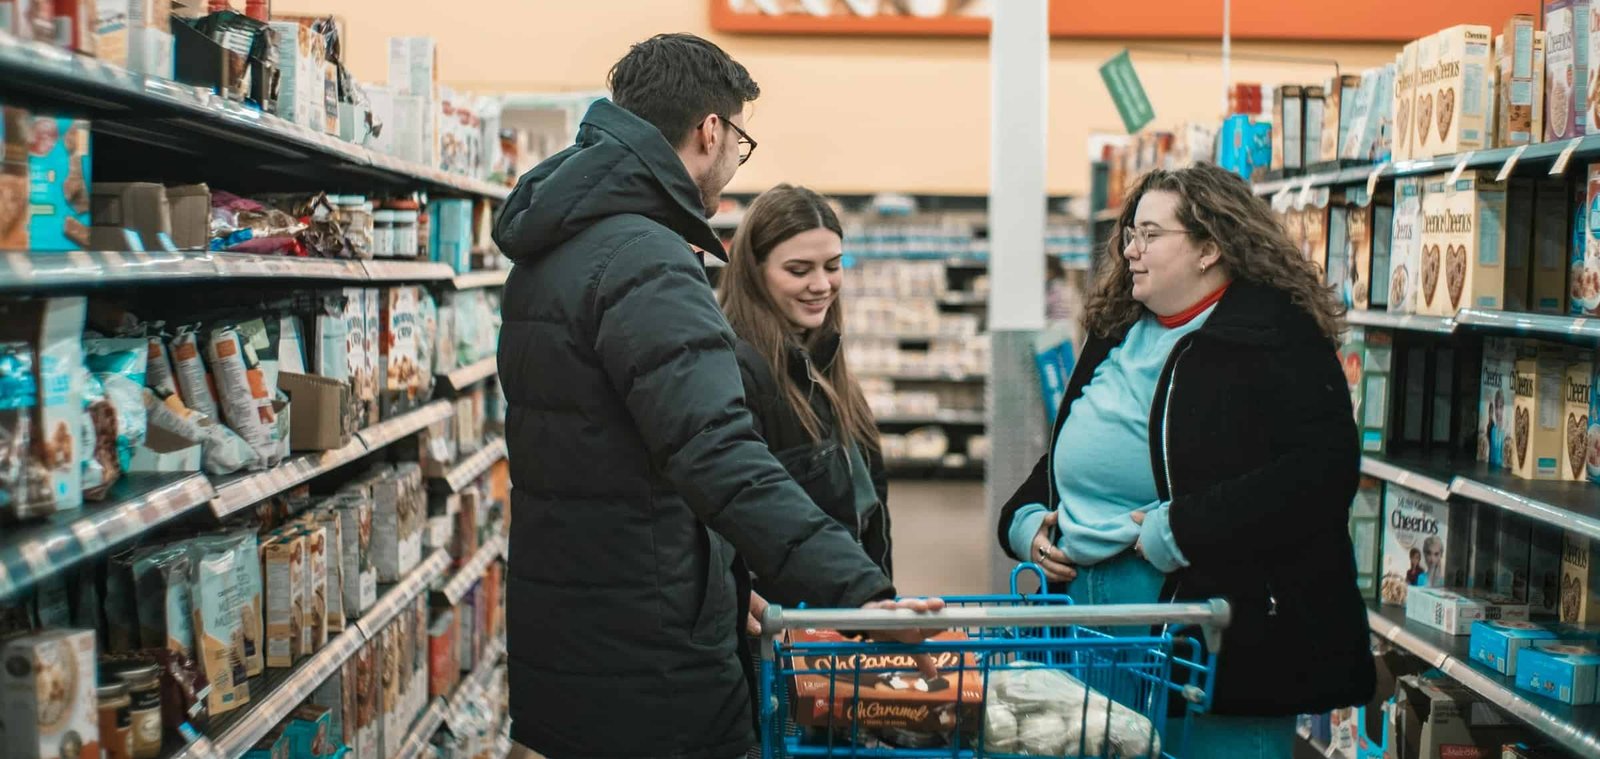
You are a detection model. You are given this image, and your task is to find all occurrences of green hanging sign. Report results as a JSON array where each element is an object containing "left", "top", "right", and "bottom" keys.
[{"left": 1100, "top": 49, "right": 1154, "bottom": 134}]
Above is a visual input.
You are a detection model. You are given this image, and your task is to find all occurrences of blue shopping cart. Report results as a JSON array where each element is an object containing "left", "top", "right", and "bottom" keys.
[{"left": 757, "top": 565, "right": 1230, "bottom": 759}]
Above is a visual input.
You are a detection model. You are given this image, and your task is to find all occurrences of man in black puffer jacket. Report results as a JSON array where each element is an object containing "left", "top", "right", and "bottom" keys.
[{"left": 494, "top": 34, "right": 937, "bottom": 759}]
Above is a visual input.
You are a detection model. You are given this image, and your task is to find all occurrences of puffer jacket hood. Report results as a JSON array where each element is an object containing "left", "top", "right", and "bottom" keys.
[{"left": 493, "top": 98, "right": 726, "bottom": 262}]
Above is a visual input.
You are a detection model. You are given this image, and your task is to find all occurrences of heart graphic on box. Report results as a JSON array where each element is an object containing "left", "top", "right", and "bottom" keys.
[
  {"left": 1390, "top": 266, "right": 1409, "bottom": 308},
  {"left": 1418, "top": 93, "right": 1434, "bottom": 145},
  {"left": 1570, "top": 413, "right": 1588, "bottom": 479},
  {"left": 1422, "top": 245, "right": 1441, "bottom": 307},
  {"left": 1446, "top": 244, "right": 1466, "bottom": 310},
  {"left": 1438, "top": 87, "right": 1456, "bottom": 141},
  {"left": 1515, "top": 405, "right": 1530, "bottom": 471},
  {"left": 1397, "top": 98, "right": 1412, "bottom": 148}
]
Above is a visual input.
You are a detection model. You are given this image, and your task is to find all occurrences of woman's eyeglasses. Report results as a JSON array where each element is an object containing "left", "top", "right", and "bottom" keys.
[{"left": 1122, "top": 225, "right": 1189, "bottom": 254}]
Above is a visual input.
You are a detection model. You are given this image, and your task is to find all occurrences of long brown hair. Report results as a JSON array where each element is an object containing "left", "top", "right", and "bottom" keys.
[
  {"left": 719, "top": 184, "right": 878, "bottom": 451},
  {"left": 1086, "top": 163, "right": 1346, "bottom": 341}
]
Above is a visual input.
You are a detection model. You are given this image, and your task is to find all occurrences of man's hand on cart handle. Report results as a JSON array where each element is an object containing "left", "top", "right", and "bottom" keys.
[
  {"left": 861, "top": 596, "right": 948, "bottom": 680},
  {"left": 1030, "top": 511, "right": 1077, "bottom": 583},
  {"left": 747, "top": 591, "right": 768, "bottom": 636}
]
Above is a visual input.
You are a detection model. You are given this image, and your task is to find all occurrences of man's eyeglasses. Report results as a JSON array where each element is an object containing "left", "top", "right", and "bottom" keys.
[
  {"left": 1122, "top": 225, "right": 1189, "bottom": 254},
  {"left": 721, "top": 116, "right": 757, "bottom": 166}
]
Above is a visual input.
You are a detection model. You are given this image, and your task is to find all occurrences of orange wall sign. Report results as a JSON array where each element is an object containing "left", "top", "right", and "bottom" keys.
[{"left": 712, "top": 1, "right": 1540, "bottom": 43}]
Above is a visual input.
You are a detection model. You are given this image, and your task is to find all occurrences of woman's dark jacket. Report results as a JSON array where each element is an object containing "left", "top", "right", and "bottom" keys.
[
  {"left": 732, "top": 333, "right": 893, "bottom": 584},
  {"left": 996, "top": 280, "right": 1376, "bottom": 716}
]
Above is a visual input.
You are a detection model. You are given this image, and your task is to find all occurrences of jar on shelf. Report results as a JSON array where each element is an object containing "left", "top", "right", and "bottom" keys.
[
  {"left": 98, "top": 677, "right": 133, "bottom": 759},
  {"left": 390, "top": 199, "right": 422, "bottom": 258},
  {"left": 103, "top": 661, "right": 161, "bottom": 759},
  {"left": 337, "top": 195, "right": 375, "bottom": 259},
  {"left": 373, "top": 210, "right": 398, "bottom": 258}
]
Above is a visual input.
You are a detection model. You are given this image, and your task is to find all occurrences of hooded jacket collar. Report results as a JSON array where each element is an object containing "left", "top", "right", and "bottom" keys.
[{"left": 491, "top": 98, "right": 726, "bottom": 262}]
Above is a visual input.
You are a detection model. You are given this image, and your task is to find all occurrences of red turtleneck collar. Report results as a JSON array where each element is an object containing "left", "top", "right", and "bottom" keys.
[{"left": 1157, "top": 284, "right": 1229, "bottom": 328}]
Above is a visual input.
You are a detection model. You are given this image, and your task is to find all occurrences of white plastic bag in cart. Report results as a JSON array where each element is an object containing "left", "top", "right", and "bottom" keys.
[{"left": 982, "top": 662, "right": 1160, "bottom": 758}]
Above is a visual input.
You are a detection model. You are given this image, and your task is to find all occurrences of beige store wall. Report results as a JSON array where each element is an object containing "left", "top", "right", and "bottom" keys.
[{"left": 276, "top": 0, "right": 1400, "bottom": 196}]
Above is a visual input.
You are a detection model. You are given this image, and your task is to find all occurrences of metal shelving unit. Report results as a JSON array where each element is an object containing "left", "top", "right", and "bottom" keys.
[
  {"left": 1251, "top": 134, "right": 1597, "bottom": 197},
  {"left": 0, "top": 32, "right": 510, "bottom": 200},
  {"left": 0, "top": 473, "right": 214, "bottom": 601},
  {"left": 168, "top": 550, "right": 453, "bottom": 759},
  {"left": 441, "top": 357, "right": 499, "bottom": 392},
  {"left": 433, "top": 438, "right": 509, "bottom": 494},
  {"left": 438, "top": 536, "right": 508, "bottom": 606},
  {"left": 451, "top": 269, "right": 511, "bottom": 290},
  {"left": 1366, "top": 602, "right": 1600, "bottom": 755},
  {"left": 1360, "top": 452, "right": 1600, "bottom": 543}
]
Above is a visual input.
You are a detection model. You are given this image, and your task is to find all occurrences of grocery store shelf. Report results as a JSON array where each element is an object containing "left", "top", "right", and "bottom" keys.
[
  {"left": 451, "top": 269, "right": 510, "bottom": 290},
  {"left": 1251, "top": 136, "right": 1597, "bottom": 197},
  {"left": 211, "top": 438, "right": 370, "bottom": 518},
  {"left": 1346, "top": 309, "right": 1457, "bottom": 335},
  {"left": 883, "top": 459, "right": 985, "bottom": 478},
  {"left": 356, "top": 549, "right": 451, "bottom": 639},
  {"left": 438, "top": 536, "right": 507, "bottom": 606},
  {"left": 1358, "top": 453, "right": 1453, "bottom": 502},
  {"left": 864, "top": 371, "right": 988, "bottom": 383},
  {"left": 0, "top": 32, "right": 510, "bottom": 200},
  {"left": 1294, "top": 729, "right": 1336, "bottom": 759},
  {"left": 356, "top": 400, "right": 456, "bottom": 449},
  {"left": 1365, "top": 602, "right": 1600, "bottom": 755},
  {"left": 361, "top": 260, "right": 456, "bottom": 282},
  {"left": 938, "top": 291, "right": 987, "bottom": 306},
  {"left": 435, "top": 438, "right": 508, "bottom": 494},
  {"left": 393, "top": 700, "right": 448, "bottom": 759},
  {"left": 853, "top": 331, "right": 983, "bottom": 342},
  {"left": 441, "top": 357, "right": 498, "bottom": 392},
  {"left": 1454, "top": 308, "right": 1600, "bottom": 341},
  {"left": 1359, "top": 452, "right": 1600, "bottom": 543},
  {"left": 0, "top": 473, "right": 214, "bottom": 602},
  {"left": 212, "top": 400, "right": 455, "bottom": 517},
  {"left": 447, "top": 636, "right": 508, "bottom": 733},
  {"left": 876, "top": 411, "right": 986, "bottom": 426},
  {"left": 175, "top": 550, "right": 452, "bottom": 759},
  {"left": 0, "top": 251, "right": 467, "bottom": 292}
]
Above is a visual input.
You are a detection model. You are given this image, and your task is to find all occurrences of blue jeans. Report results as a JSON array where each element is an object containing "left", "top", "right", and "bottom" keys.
[{"left": 1063, "top": 552, "right": 1295, "bottom": 759}]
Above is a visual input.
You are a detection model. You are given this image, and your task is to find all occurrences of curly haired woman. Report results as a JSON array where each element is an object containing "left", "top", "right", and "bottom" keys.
[{"left": 996, "top": 163, "right": 1375, "bottom": 758}]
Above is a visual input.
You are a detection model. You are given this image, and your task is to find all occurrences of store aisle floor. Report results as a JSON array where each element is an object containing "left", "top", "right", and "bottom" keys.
[{"left": 884, "top": 479, "right": 992, "bottom": 597}]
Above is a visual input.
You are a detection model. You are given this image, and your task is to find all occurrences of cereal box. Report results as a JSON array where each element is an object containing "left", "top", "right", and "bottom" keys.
[
  {"left": 26, "top": 116, "right": 91, "bottom": 251},
  {"left": 1393, "top": 44, "right": 1418, "bottom": 163},
  {"left": 1303, "top": 85, "right": 1326, "bottom": 169},
  {"left": 1411, "top": 32, "right": 1443, "bottom": 157},
  {"left": 0, "top": 629, "right": 98, "bottom": 759},
  {"left": 354, "top": 640, "right": 378, "bottom": 759},
  {"left": 1351, "top": 476, "right": 1383, "bottom": 598},
  {"left": 1321, "top": 75, "right": 1362, "bottom": 163},
  {"left": 1533, "top": 176, "right": 1571, "bottom": 315},
  {"left": 1344, "top": 196, "right": 1376, "bottom": 310},
  {"left": 1512, "top": 344, "right": 1567, "bottom": 480},
  {"left": 1563, "top": 352, "right": 1594, "bottom": 481},
  {"left": 1277, "top": 85, "right": 1305, "bottom": 171},
  {"left": 1536, "top": 31, "right": 1548, "bottom": 140},
  {"left": 334, "top": 490, "right": 377, "bottom": 615},
  {"left": 0, "top": 297, "right": 85, "bottom": 516},
  {"left": 1505, "top": 179, "right": 1534, "bottom": 312},
  {"left": 1515, "top": 641, "right": 1600, "bottom": 704},
  {"left": 1435, "top": 171, "right": 1507, "bottom": 315},
  {"left": 1501, "top": 16, "right": 1539, "bottom": 147},
  {"left": 1381, "top": 485, "right": 1468, "bottom": 606},
  {"left": 362, "top": 288, "right": 381, "bottom": 422},
  {"left": 1406, "top": 586, "right": 1529, "bottom": 635},
  {"left": 191, "top": 547, "right": 247, "bottom": 715},
  {"left": 263, "top": 533, "right": 305, "bottom": 667},
  {"left": 1470, "top": 619, "right": 1559, "bottom": 675},
  {"left": 1479, "top": 337, "right": 1516, "bottom": 468},
  {"left": 1590, "top": 358, "right": 1600, "bottom": 485},
  {"left": 1494, "top": 514, "right": 1534, "bottom": 602},
  {"left": 1370, "top": 201, "right": 1394, "bottom": 309},
  {"left": 1327, "top": 202, "right": 1350, "bottom": 296},
  {"left": 1532, "top": 522, "right": 1567, "bottom": 617},
  {"left": 1418, "top": 174, "right": 1451, "bottom": 314},
  {"left": 1388, "top": 176, "right": 1424, "bottom": 314},
  {"left": 1360, "top": 329, "right": 1393, "bottom": 454},
  {"left": 1545, "top": 0, "right": 1590, "bottom": 141},
  {"left": 1562, "top": 532, "right": 1600, "bottom": 624},
  {"left": 379, "top": 287, "right": 422, "bottom": 418},
  {"left": 1577, "top": 165, "right": 1600, "bottom": 317},
  {"left": 1418, "top": 26, "right": 1494, "bottom": 158}
]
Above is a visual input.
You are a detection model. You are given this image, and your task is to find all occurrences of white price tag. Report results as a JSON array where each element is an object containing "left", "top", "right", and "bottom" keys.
[
  {"left": 6, "top": 251, "right": 35, "bottom": 281},
  {"left": 18, "top": 541, "right": 49, "bottom": 579},
  {"left": 1297, "top": 178, "right": 1316, "bottom": 207},
  {"left": 1366, "top": 163, "right": 1388, "bottom": 197},
  {"left": 1495, "top": 145, "right": 1529, "bottom": 182},
  {"left": 70, "top": 519, "right": 105, "bottom": 556},
  {"left": 1552, "top": 137, "right": 1585, "bottom": 175},
  {"left": 1447, "top": 152, "right": 1476, "bottom": 185}
]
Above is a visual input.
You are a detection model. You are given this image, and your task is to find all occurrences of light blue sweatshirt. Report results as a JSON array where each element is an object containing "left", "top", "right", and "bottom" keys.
[{"left": 1008, "top": 307, "right": 1217, "bottom": 573}]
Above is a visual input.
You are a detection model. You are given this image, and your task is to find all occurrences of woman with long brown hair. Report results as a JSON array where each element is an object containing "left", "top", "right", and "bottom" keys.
[
  {"left": 996, "top": 163, "right": 1374, "bottom": 757},
  {"left": 720, "top": 184, "right": 892, "bottom": 613}
]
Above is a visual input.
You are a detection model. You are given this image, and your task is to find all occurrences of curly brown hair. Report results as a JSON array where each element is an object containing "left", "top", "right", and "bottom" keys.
[{"left": 1085, "top": 163, "right": 1346, "bottom": 342}]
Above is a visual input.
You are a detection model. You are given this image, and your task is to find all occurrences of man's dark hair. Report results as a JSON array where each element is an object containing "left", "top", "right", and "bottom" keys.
[{"left": 608, "top": 33, "right": 760, "bottom": 149}]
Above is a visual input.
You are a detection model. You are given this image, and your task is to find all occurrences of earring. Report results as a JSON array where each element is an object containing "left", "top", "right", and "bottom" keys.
[{"left": 1199, "top": 263, "right": 1208, "bottom": 273}]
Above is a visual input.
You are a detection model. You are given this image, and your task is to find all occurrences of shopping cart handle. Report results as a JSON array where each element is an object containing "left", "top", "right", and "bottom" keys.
[{"left": 761, "top": 599, "right": 1232, "bottom": 652}]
